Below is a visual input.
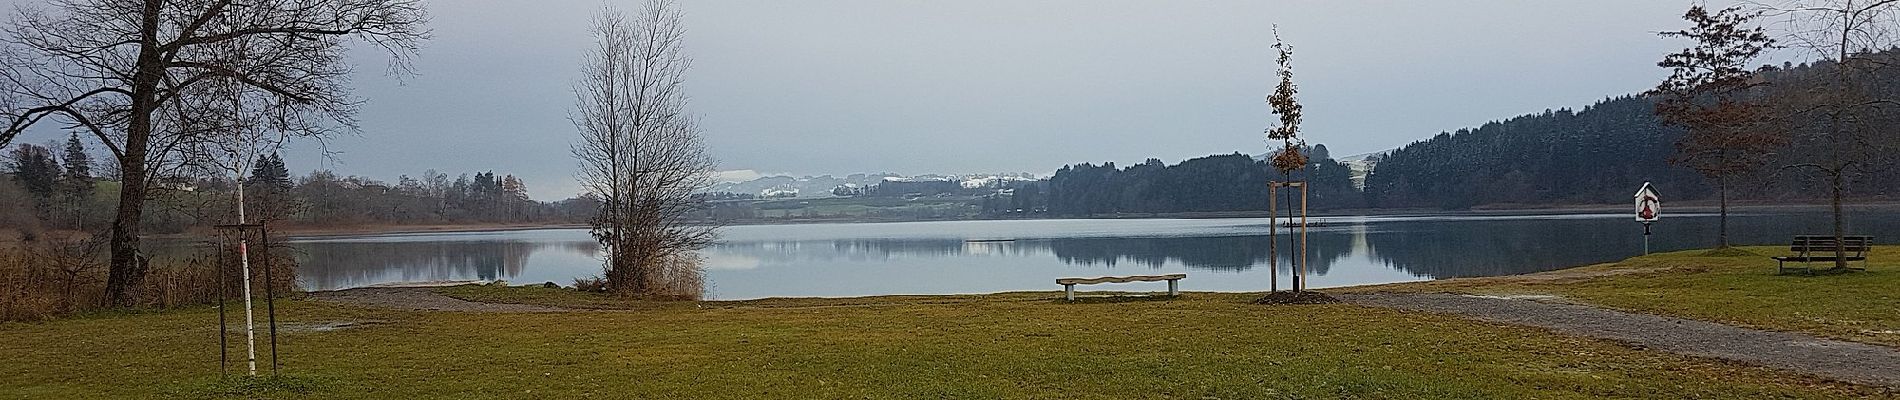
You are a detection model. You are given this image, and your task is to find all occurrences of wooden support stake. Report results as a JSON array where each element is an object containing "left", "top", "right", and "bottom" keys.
[
  {"left": 1300, "top": 182, "right": 1309, "bottom": 292},
  {"left": 1268, "top": 183, "right": 1278, "bottom": 293},
  {"left": 262, "top": 226, "right": 278, "bottom": 374},
  {"left": 216, "top": 232, "right": 228, "bottom": 378}
]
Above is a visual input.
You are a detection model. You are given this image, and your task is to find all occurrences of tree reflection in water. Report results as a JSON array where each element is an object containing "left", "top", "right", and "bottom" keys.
[
  {"left": 297, "top": 240, "right": 554, "bottom": 290},
  {"left": 712, "top": 229, "right": 1359, "bottom": 275},
  {"left": 287, "top": 211, "right": 1900, "bottom": 294}
]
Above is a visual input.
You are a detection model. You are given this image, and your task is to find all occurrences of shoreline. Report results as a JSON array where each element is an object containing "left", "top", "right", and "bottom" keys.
[
  {"left": 711, "top": 201, "right": 1900, "bottom": 227},
  {"left": 91, "top": 200, "right": 1900, "bottom": 243},
  {"left": 273, "top": 223, "right": 590, "bottom": 239},
  {"left": 277, "top": 202, "right": 1900, "bottom": 238}
]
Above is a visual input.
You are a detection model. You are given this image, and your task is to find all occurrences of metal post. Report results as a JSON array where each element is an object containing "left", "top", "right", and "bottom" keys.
[{"left": 1643, "top": 222, "right": 1652, "bottom": 255}]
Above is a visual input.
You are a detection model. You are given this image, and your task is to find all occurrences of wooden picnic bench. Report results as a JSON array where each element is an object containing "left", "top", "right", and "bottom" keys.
[
  {"left": 1056, "top": 274, "right": 1185, "bottom": 301},
  {"left": 1772, "top": 235, "right": 1872, "bottom": 274}
]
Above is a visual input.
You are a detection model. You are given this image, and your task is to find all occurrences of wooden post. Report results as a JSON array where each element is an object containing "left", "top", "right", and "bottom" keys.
[
  {"left": 1299, "top": 182, "right": 1309, "bottom": 292},
  {"left": 1268, "top": 183, "right": 1278, "bottom": 293},
  {"left": 262, "top": 225, "right": 278, "bottom": 374},
  {"left": 216, "top": 232, "right": 227, "bottom": 378},
  {"left": 1065, "top": 284, "right": 1075, "bottom": 301},
  {"left": 1168, "top": 279, "right": 1179, "bottom": 296}
]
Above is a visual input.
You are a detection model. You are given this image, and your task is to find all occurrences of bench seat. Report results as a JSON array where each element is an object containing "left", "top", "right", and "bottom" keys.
[
  {"left": 1769, "top": 256, "right": 1867, "bottom": 262},
  {"left": 1775, "top": 235, "right": 1873, "bottom": 274},
  {"left": 1057, "top": 274, "right": 1185, "bottom": 301}
]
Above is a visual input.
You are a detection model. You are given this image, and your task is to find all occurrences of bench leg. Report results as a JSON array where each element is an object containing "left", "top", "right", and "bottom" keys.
[
  {"left": 1167, "top": 279, "right": 1178, "bottom": 297},
  {"left": 1065, "top": 284, "right": 1074, "bottom": 301}
]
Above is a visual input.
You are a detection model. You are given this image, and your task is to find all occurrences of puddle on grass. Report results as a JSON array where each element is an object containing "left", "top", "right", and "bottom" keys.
[
  {"left": 1463, "top": 294, "right": 1563, "bottom": 301},
  {"left": 273, "top": 321, "right": 383, "bottom": 333}
]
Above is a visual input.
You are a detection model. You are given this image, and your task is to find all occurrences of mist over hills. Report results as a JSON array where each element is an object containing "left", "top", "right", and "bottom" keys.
[{"left": 708, "top": 172, "right": 1038, "bottom": 199}]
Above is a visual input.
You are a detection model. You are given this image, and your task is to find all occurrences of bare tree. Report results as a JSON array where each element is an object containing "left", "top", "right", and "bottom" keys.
[
  {"left": 0, "top": 0, "right": 429, "bottom": 304},
  {"left": 1754, "top": 0, "right": 1900, "bottom": 270},
  {"left": 572, "top": 0, "right": 716, "bottom": 298},
  {"left": 1650, "top": 5, "right": 1782, "bottom": 249}
]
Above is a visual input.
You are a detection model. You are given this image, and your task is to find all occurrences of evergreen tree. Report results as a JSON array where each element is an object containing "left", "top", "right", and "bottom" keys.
[
  {"left": 6, "top": 143, "right": 59, "bottom": 202},
  {"left": 245, "top": 153, "right": 294, "bottom": 222},
  {"left": 58, "top": 133, "right": 95, "bottom": 229},
  {"left": 60, "top": 133, "right": 90, "bottom": 185},
  {"left": 246, "top": 153, "right": 292, "bottom": 191}
]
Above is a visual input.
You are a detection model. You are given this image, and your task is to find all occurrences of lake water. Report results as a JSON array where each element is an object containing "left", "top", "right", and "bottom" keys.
[{"left": 288, "top": 210, "right": 1900, "bottom": 299}]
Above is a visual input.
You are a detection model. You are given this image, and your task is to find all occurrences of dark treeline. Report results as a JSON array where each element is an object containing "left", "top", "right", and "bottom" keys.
[
  {"left": 1365, "top": 96, "right": 1704, "bottom": 209},
  {"left": 1368, "top": 56, "right": 1900, "bottom": 209},
  {"left": 1026, "top": 146, "right": 1357, "bottom": 216},
  {"left": 4, "top": 145, "right": 591, "bottom": 236},
  {"left": 1010, "top": 51, "right": 1900, "bottom": 215},
  {"left": 272, "top": 167, "right": 591, "bottom": 227}
]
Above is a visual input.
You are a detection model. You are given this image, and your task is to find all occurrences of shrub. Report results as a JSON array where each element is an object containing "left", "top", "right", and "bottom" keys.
[{"left": 0, "top": 234, "right": 298, "bottom": 322}]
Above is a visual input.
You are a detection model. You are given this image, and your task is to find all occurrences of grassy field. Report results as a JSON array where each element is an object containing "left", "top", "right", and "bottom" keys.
[
  {"left": 1353, "top": 246, "right": 1900, "bottom": 347},
  {"left": 0, "top": 289, "right": 1890, "bottom": 399}
]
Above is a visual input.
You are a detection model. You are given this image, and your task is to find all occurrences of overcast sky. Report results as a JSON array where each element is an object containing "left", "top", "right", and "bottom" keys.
[{"left": 11, "top": 1, "right": 1760, "bottom": 200}]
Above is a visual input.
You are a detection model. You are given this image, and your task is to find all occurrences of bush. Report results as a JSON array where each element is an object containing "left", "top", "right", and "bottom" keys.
[
  {"left": 646, "top": 254, "right": 704, "bottom": 301},
  {"left": 572, "top": 276, "right": 608, "bottom": 293},
  {"left": 0, "top": 234, "right": 298, "bottom": 322},
  {"left": 582, "top": 253, "right": 703, "bottom": 300}
]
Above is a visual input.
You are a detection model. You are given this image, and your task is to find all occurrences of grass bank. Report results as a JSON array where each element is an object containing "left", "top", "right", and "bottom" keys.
[
  {"left": 1352, "top": 245, "right": 1900, "bottom": 347},
  {"left": 0, "top": 290, "right": 1888, "bottom": 399}
]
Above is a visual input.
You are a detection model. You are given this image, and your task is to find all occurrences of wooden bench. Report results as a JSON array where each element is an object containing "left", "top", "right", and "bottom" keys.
[
  {"left": 1772, "top": 235, "right": 1872, "bottom": 274},
  {"left": 1056, "top": 274, "right": 1185, "bottom": 301}
]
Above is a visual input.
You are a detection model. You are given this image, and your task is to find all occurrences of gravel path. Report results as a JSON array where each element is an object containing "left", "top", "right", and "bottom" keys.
[
  {"left": 1340, "top": 292, "right": 1900, "bottom": 388},
  {"left": 306, "top": 287, "right": 568, "bottom": 313}
]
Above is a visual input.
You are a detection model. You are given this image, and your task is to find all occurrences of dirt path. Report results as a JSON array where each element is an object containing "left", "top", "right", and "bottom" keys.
[
  {"left": 306, "top": 287, "right": 569, "bottom": 313},
  {"left": 1340, "top": 292, "right": 1900, "bottom": 388}
]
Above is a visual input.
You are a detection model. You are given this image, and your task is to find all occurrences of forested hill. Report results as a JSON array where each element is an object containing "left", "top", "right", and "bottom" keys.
[
  {"left": 1364, "top": 96, "right": 1704, "bottom": 209},
  {"left": 1041, "top": 146, "right": 1360, "bottom": 216},
  {"left": 1365, "top": 56, "right": 1900, "bottom": 210}
]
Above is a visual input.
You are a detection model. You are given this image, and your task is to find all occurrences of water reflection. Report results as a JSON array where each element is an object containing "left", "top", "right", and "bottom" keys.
[
  {"left": 290, "top": 211, "right": 1900, "bottom": 299},
  {"left": 296, "top": 239, "right": 598, "bottom": 291}
]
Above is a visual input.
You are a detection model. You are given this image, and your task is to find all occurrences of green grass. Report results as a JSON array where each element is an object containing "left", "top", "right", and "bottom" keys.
[
  {"left": 0, "top": 290, "right": 1886, "bottom": 399},
  {"left": 1358, "top": 246, "right": 1900, "bottom": 347}
]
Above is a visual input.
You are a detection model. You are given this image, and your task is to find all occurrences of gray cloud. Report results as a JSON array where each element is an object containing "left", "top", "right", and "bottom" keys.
[{"left": 7, "top": 0, "right": 1736, "bottom": 200}]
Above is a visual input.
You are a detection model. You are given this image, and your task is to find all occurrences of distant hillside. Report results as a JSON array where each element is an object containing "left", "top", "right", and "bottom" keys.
[
  {"left": 1044, "top": 148, "right": 1360, "bottom": 216},
  {"left": 707, "top": 173, "right": 1036, "bottom": 199},
  {"left": 1365, "top": 56, "right": 1900, "bottom": 209},
  {"left": 1337, "top": 150, "right": 1389, "bottom": 190},
  {"left": 1365, "top": 95, "right": 1704, "bottom": 209}
]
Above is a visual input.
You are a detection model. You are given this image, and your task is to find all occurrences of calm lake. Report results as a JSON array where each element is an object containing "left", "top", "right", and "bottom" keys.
[{"left": 288, "top": 210, "right": 1900, "bottom": 299}]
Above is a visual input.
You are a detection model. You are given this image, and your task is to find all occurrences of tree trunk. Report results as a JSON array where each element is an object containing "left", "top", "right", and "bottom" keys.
[
  {"left": 1716, "top": 176, "right": 1729, "bottom": 249},
  {"left": 103, "top": 0, "right": 162, "bottom": 306},
  {"left": 1831, "top": 170, "right": 1846, "bottom": 271},
  {"left": 103, "top": 162, "right": 148, "bottom": 306}
]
